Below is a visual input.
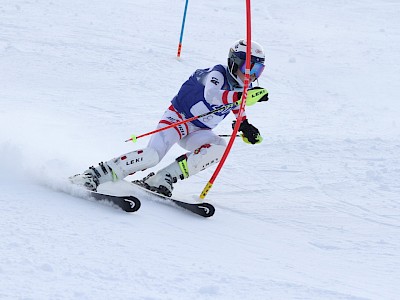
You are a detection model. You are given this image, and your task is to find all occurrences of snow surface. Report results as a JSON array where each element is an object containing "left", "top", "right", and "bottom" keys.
[{"left": 1, "top": 0, "right": 399, "bottom": 299}]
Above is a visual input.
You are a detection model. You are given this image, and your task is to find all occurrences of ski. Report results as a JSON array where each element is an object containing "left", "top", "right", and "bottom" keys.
[
  {"left": 131, "top": 182, "right": 215, "bottom": 217},
  {"left": 88, "top": 191, "right": 141, "bottom": 213}
]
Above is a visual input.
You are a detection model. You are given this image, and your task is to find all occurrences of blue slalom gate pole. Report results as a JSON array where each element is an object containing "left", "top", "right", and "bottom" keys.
[{"left": 176, "top": 0, "right": 189, "bottom": 58}]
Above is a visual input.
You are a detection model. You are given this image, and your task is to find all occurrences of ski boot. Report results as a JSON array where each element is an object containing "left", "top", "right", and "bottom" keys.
[
  {"left": 136, "top": 158, "right": 184, "bottom": 197},
  {"left": 69, "top": 162, "right": 114, "bottom": 191},
  {"left": 135, "top": 144, "right": 226, "bottom": 197},
  {"left": 70, "top": 148, "right": 159, "bottom": 191}
]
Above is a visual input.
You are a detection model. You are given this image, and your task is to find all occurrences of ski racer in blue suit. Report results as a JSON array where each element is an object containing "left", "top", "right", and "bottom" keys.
[{"left": 70, "top": 40, "right": 269, "bottom": 197}]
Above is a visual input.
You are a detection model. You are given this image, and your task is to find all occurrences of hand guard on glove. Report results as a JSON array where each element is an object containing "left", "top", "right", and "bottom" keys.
[
  {"left": 237, "top": 87, "right": 269, "bottom": 106},
  {"left": 233, "top": 119, "right": 263, "bottom": 145}
]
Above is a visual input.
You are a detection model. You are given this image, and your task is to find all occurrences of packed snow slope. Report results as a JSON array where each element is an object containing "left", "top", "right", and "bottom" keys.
[{"left": 1, "top": 0, "right": 399, "bottom": 299}]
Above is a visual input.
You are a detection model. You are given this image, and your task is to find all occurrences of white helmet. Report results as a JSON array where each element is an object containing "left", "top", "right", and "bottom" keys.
[{"left": 227, "top": 39, "right": 265, "bottom": 86}]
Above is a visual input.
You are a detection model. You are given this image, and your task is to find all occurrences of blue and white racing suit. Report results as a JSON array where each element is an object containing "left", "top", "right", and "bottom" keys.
[{"left": 148, "top": 64, "right": 248, "bottom": 160}]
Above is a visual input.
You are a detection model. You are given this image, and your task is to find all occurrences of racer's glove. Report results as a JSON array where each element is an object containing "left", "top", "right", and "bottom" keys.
[
  {"left": 237, "top": 87, "right": 269, "bottom": 106},
  {"left": 233, "top": 119, "right": 263, "bottom": 144}
]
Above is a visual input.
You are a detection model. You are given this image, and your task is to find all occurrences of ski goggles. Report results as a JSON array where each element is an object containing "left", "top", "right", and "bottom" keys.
[{"left": 239, "top": 61, "right": 265, "bottom": 78}]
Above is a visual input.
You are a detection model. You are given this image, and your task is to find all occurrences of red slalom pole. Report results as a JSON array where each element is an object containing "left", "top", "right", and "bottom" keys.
[{"left": 200, "top": 0, "right": 252, "bottom": 200}]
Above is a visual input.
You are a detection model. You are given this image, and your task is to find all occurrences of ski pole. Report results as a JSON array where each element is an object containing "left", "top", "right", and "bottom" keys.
[
  {"left": 177, "top": 0, "right": 189, "bottom": 58},
  {"left": 218, "top": 134, "right": 240, "bottom": 137},
  {"left": 125, "top": 101, "right": 240, "bottom": 143}
]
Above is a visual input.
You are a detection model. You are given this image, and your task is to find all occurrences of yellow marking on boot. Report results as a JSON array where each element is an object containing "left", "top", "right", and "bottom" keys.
[
  {"left": 177, "top": 159, "right": 189, "bottom": 179},
  {"left": 111, "top": 170, "right": 118, "bottom": 181}
]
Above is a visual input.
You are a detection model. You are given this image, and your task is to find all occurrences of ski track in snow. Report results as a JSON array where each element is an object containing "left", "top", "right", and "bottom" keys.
[{"left": 1, "top": 0, "right": 399, "bottom": 299}]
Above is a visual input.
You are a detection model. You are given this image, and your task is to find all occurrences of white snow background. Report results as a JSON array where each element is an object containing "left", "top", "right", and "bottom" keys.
[{"left": 1, "top": 0, "right": 399, "bottom": 299}]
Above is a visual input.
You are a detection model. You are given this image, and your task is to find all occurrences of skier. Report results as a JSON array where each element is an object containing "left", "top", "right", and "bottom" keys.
[{"left": 70, "top": 39, "right": 269, "bottom": 197}]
